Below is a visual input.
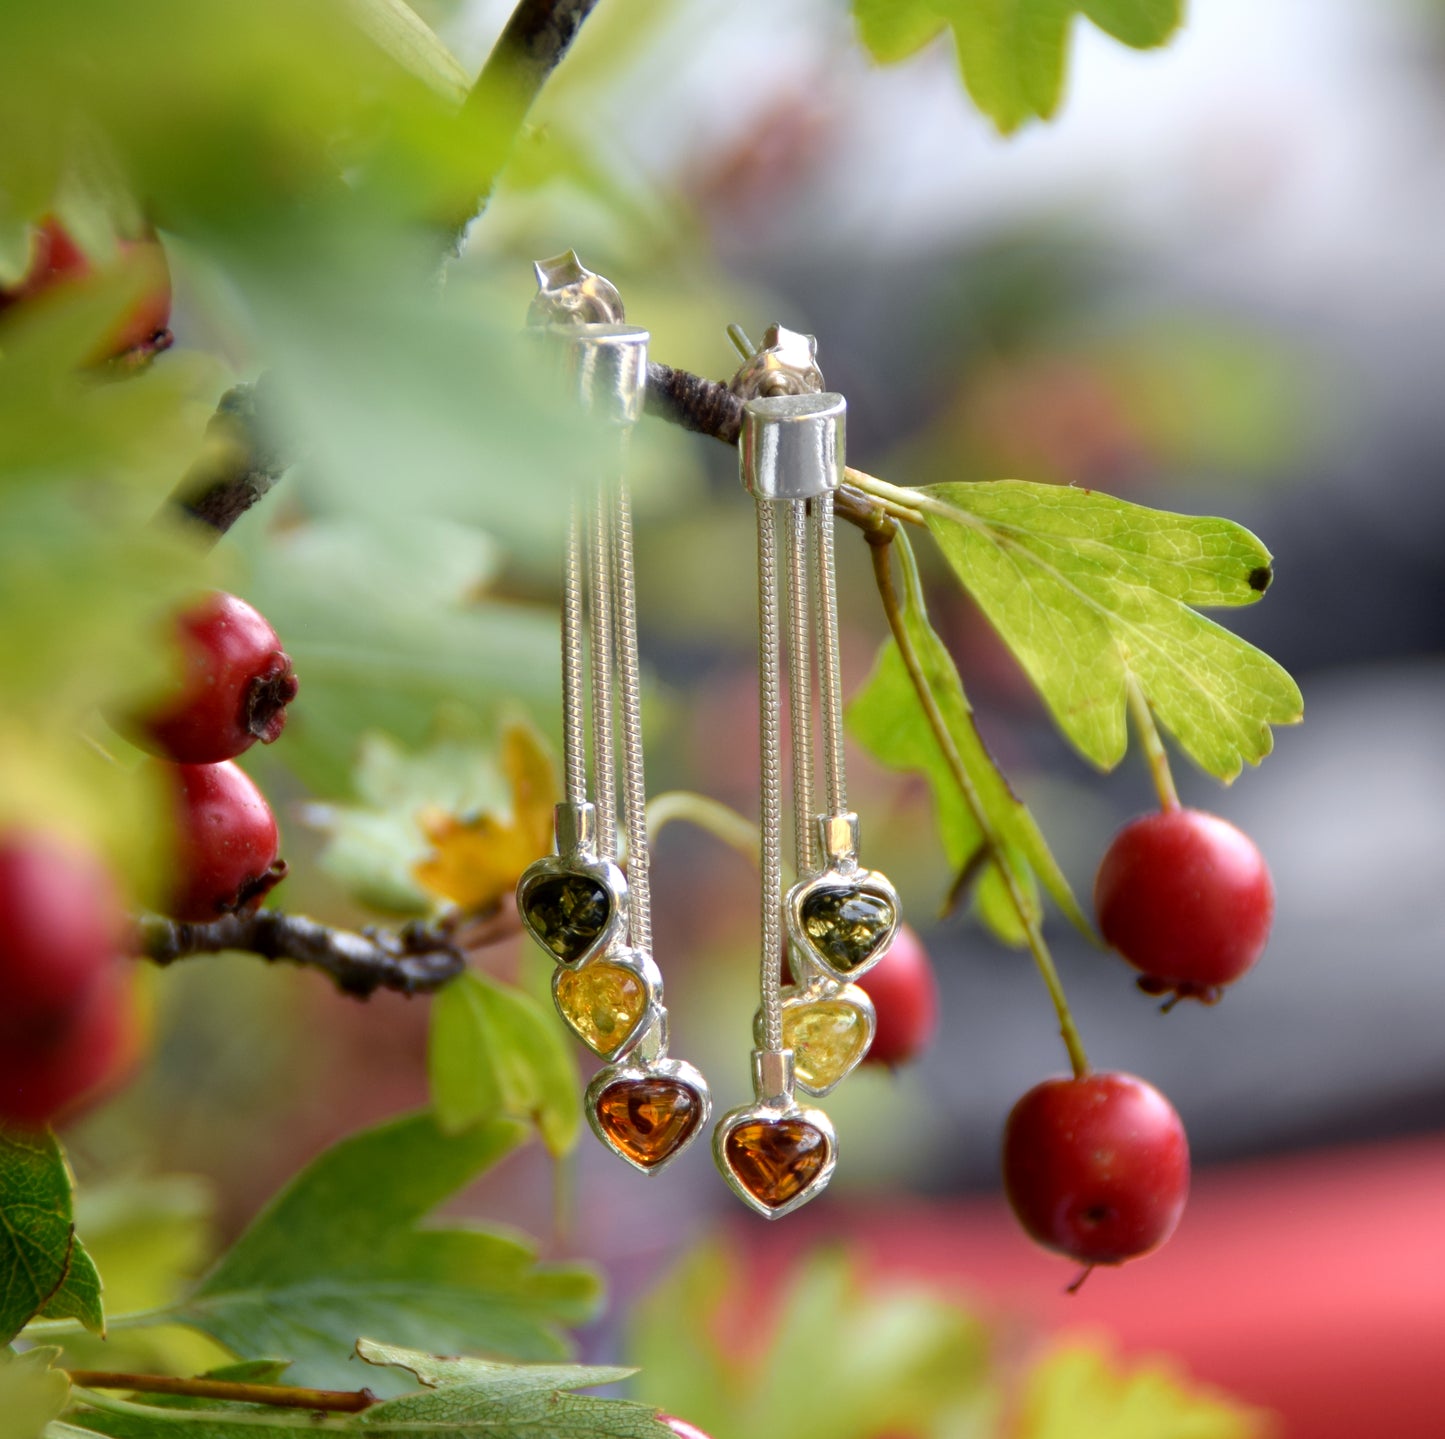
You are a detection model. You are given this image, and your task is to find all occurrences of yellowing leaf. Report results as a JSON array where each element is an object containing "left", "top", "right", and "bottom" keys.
[
  {"left": 412, "top": 718, "right": 559, "bottom": 912},
  {"left": 1018, "top": 1343, "right": 1272, "bottom": 1439}
]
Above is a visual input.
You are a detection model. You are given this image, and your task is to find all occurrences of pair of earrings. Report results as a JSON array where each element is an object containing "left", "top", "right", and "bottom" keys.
[{"left": 515, "top": 259, "right": 900, "bottom": 1217}]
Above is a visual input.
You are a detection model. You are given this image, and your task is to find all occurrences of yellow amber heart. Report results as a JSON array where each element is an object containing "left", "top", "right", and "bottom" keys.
[
  {"left": 555, "top": 962, "right": 648, "bottom": 1055},
  {"left": 783, "top": 999, "right": 870, "bottom": 1092}
]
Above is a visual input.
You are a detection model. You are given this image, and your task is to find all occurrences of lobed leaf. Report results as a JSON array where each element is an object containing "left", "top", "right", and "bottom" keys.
[
  {"left": 917, "top": 480, "right": 1302, "bottom": 781},
  {"left": 429, "top": 973, "right": 581, "bottom": 1157},
  {"left": 0, "top": 1129, "right": 103, "bottom": 1344},
  {"left": 854, "top": 0, "right": 1184, "bottom": 134},
  {"left": 166, "top": 1112, "right": 600, "bottom": 1389},
  {"left": 848, "top": 530, "right": 1090, "bottom": 944}
]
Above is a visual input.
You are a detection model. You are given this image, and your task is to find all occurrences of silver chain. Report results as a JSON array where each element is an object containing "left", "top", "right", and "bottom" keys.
[
  {"left": 587, "top": 479, "right": 618, "bottom": 859},
  {"left": 611, "top": 455, "right": 651, "bottom": 956},
  {"left": 814, "top": 490, "right": 848, "bottom": 817},
  {"left": 561, "top": 501, "right": 588, "bottom": 808},
  {"left": 757, "top": 498, "right": 785, "bottom": 1052},
  {"left": 786, "top": 499, "right": 816, "bottom": 878}
]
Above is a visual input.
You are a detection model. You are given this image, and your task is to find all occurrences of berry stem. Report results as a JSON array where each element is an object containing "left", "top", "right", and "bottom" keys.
[
  {"left": 68, "top": 1371, "right": 376, "bottom": 1413},
  {"left": 868, "top": 530, "right": 1090, "bottom": 1080},
  {"left": 1126, "top": 678, "right": 1180, "bottom": 812}
]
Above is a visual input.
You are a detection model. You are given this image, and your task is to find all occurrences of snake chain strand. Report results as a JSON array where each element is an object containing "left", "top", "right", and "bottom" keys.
[
  {"left": 587, "top": 475, "right": 618, "bottom": 859},
  {"left": 561, "top": 500, "right": 588, "bottom": 808},
  {"left": 757, "top": 498, "right": 785, "bottom": 1052},
  {"left": 787, "top": 499, "right": 816, "bottom": 878},
  {"left": 814, "top": 491, "right": 848, "bottom": 818}
]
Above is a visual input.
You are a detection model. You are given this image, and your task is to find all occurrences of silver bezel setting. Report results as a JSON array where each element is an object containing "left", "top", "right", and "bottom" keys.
[
  {"left": 753, "top": 980, "right": 877, "bottom": 1098},
  {"left": 712, "top": 1097, "right": 838, "bottom": 1220},
  {"left": 516, "top": 851, "right": 629, "bottom": 970},
  {"left": 786, "top": 864, "right": 901, "bottom": 986},
  {"left": 585, "top": 1050, "right": 712, "bottom": 1177},
  {"left": 551, "top": 946, "right": 663, "bottom": 1061}
]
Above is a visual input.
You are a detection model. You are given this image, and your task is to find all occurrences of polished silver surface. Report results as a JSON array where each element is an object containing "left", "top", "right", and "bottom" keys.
[
  {"left": 787, "top": 500, "right": 817, "bottom": 877},
  {"left": 814, "top": 489, "right": 848, "bottom": 813},
  {"left": 553, "top": 801, "right": 597, "bottom": 858},
  {"left": 817, "top": 811, "right": 862, "bottom": 868},
  {"left": 565, "top": 323, "right": 649, "bottom": 427},
  {"left": 584, "top": 1054, "right": 713, "bottom": 1177},
  {"left": 529, "top": 250, "right": 625, "bottom": 326},
  {"left": 551, "top": 945, "right": 663, "bottom": 1063},
  {"left": 740, "top": 392, "right": 846, "bottom": 501},
  {"left": 755, "top": 498, "right": 786, "bottom": 1054},
  {"left": 730, "top": 323, "right": 824, "bottom": 399},
  {"left": 752, "top": 1047, "right": 796, "bottom": 1106}
]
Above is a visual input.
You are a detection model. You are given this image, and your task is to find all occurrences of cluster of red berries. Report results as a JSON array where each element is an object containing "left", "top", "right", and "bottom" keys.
[
  {"left": 1002, "top": 806, "right": 1274, "bottom": 1276},
  {"left": 0, "top": 592, "right": 298, "bottom": 1130}
]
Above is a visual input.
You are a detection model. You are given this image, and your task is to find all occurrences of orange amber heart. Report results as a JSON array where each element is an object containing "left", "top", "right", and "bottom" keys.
[
  {"left": 723, "top": 1118, "right": 828, "bottom": 1209},
  {"left": 555, "top": 963, "right": 648, "bottom": 1055},
  {"left": 595, "top": 1077, "right": 702, "bottom": 1168}
]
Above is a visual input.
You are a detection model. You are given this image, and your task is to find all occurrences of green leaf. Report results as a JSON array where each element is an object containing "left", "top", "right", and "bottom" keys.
[
  {"left": 167, "top": 1112, "right": 600, "bottom": 1389},
  {"left": 341, "top": 0, "right": 470, "bottom": 105},
  {"left": 55, "top": 1343, "right": 674, "bottom": 1439},
  {"left": 853, "top": 0, "right": 1184, "bottom": 134},
  {"left": 631, "top": 1245, "right": 997, "bottom": 1439},
  {"left": 0, "top": 1346, "right": 70, "bottom": 1439},
  {"left": 915, "top": 480, "right": 1302, "bottom": 781},
  {"left": 1017, "top": 1342, "right": 1267, "bottom": 1439},
  {"left": 429, "top": 973, "right": 581, "bottom": 1157},
  {"left": 848, "top": 530, "right": 1090, "bottom": 944},
  {"left": 38, "top": 1239, "right": 104, "bottom": 1337},
  {"left": 0, "top": 1128, "right": 102, "bottom": 1344}
]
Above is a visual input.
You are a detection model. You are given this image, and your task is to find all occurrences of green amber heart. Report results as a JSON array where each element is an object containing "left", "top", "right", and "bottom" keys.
[
  {"left": 521, "top": 873, "right": 611, "bottom": 963},
  {"left": 799, "top": 885, "right": 895, "bottom": 974}
]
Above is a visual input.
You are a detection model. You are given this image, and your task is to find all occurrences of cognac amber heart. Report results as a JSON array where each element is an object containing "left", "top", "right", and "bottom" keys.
[
  {"left": 799, "top": 885, "right": 895, "bottom": 974},
  {"left": 595, "top": 1078, "right": 703, "bottom": 1169},
  {"left": 783, "top": 999, "right": 870, "bottom": 1092},
  {"left": 520, "top": 873, "right": 611, "bottom": 963},
  {"left": 555, "top": 963, "right": 648, "bottom": 1056},
  {"left": 723, "top": 1118, "right": 828, "bottom": 1210}
]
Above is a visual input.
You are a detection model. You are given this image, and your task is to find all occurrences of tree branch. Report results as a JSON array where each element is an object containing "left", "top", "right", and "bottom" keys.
[
  {"left": 68, "top": 1371, "right": 376, "bottom": 1414},
  {"left": 446, "top": 0, "right": 603, "bottom": 246},
  {"left": 137, "top": 909, "right": 472, "bottom": 998}
]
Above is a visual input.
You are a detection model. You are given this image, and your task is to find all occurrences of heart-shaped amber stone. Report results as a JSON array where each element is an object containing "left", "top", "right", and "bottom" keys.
[
  {"left": 799, "top": 885, "right": 894, "bottom": 974},
  {"left": 723, "top": 1118, "right": 828, "bottom": 1209},
  {"left": 555, "top": 963, "right": 648, "bottom": 1056},
  {"left": 783, "top": 999, "right": 870, "bottom": 1092},
  {"left": 595, "top": 1078, "right": 702, "bottom": 1169},
  {"left": 520, "top": 873, "right": 610, "bottom": 963}
]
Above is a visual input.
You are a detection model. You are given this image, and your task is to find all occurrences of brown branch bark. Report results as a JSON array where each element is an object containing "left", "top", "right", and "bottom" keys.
[
  {"left": 137, "top": 909, "right": 473, "bottom": 998},
  {"left": 68, "top": 1370, "right": 377, "bottom": 1413}
]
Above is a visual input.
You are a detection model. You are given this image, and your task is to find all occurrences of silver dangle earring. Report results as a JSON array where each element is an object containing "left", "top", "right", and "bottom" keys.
[
  {"left": 714, "top": 326, "right": 900, "bottom": 1217},
  {"left": 516, "top": 253, "right": 710, "bottom": 1176}
]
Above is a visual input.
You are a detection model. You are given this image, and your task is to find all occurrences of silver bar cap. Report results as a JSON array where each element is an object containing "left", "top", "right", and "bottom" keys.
[
  {"left": 565, "top": 322, "right": 649, "bottom": 426},
  {"left": 741, "top": 391, "right": 846, "bottom": 501}
]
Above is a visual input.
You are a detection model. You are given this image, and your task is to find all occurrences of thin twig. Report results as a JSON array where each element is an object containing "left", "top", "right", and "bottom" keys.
[
  {"left": 867, "top": 530, "right": 1090, "bottom": 1080},
  {"left": 137, "top": 909, "right": 472, "bottom": 998},
  {"left": 68, "top": 1371, "right": 377, "bottom": 1413},
  {"left": 1126, "top": 676, "right": 1180, "bottom": 811}
]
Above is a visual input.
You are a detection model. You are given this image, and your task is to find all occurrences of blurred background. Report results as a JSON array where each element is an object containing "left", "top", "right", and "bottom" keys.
[{"left": 13, "top": 0, "right": 1444, "bottom": 1435}]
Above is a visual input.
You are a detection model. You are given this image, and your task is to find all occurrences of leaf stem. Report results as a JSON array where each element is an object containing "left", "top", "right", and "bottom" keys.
[
  {"left": 868, "top": 531, "right": 1090, "bottom": 1080},
  {"left": 646, "top": 790, "right": 761, "bottom": 871},
  {"left": 1126, "top": 678, "right": 1180, "bottom": 812},
  {"left": 844, "top": 467, "right": 927, "bottom": 526},
  {"left": 68, "top": 1371, "right": 377, "bottom": 1412}
]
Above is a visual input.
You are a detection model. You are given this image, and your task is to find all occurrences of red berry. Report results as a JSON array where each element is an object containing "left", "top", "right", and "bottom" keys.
[
  {"left": 137, "top": 591, "right": 299, "bottom": 764},
  {"left": 0, "top": 216, "right": 172, "bottom": 361},
  {"left": 0, "top": 831, "right": 127, "bottom": 1025},
  {"left": 659, "top": 1419, "right": 712, "bottom": 1439},
  {"left": 165, "top": 761, "right": 286, "bottom": 924},
  {"left": 0, "top": 965, "right": 143, "bottom": 1129},
  {"left": 1094, "top": 808, "right": 1274, "bottom": 1006},
  {"left": 1002, "top": 1072, "right": 1189, "bottom": 1267},
  {"left": 856, "top": 923, "right": 938, "bottom": 1068}
]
